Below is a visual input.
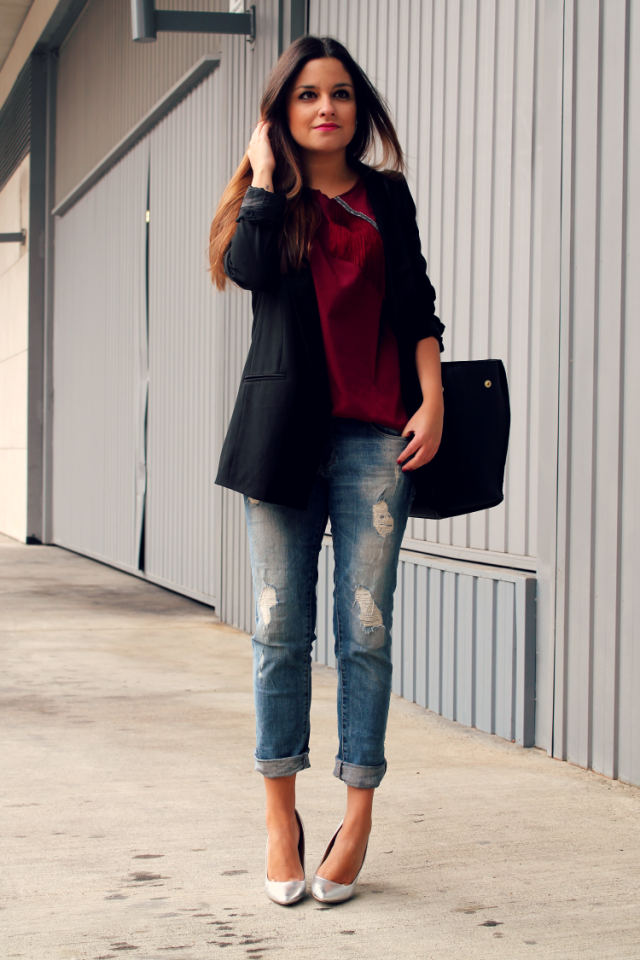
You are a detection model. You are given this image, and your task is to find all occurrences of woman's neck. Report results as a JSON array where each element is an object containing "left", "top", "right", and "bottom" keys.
[{"left": 301, "top": 150, "right": 359, "bottom": 198}]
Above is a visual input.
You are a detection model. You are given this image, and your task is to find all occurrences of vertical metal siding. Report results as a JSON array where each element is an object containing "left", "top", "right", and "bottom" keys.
[
  {"left": 618, "top": 0, "right": 640, "bottom": 789},
  {"left": 552, "top": 0, "right": 640, "bottom": 787},
  {"left": 309, "top": 0, "right": 542, "bottom": 567},
  {"left": 313, "top": 541, "right": 536, "bottom": 746},
  {"left": 52, "top": 138, "right": 148, "bottom": 566},
  {"left": 145, "top": 68, "right": 222, "bottom": 604},
  {"left": 532, "top": 0, "right": 564, "bottom": 757},
  {"left": 55, "top": 0, "right": 229, "bottom": 203}
]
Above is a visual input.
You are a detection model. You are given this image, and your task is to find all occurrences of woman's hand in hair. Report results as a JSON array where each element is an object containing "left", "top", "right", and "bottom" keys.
[
  {"left": 397, "top": 336, "right": 444, "bottom": 471},
  {"left": 248, "top": 120, "right": 276, "bottom": 191}
]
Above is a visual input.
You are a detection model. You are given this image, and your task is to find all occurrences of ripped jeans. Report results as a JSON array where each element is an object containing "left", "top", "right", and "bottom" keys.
[{"left": 244, "top": 417, "right": 415, "bottom": 789}]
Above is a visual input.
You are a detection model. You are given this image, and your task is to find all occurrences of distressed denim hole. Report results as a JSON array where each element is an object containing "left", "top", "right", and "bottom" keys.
[
  {"left": 258, "top": 585, "right": 277, "bottom": 627},
  {"left": 354, "top": 587, "right": 385, "bottom": 648},
  {"left": 373, "top": 500, "right": 394, "bottom": 538}
]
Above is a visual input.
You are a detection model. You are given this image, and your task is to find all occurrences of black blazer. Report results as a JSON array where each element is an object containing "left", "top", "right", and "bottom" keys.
[{"left": 215, "top": 160, "right": 445, "bottom": 516}]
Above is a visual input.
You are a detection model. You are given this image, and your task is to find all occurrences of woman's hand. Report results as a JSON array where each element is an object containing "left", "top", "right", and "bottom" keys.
[
  {"left": 397, "top": 394, "right": 444, "bottom": 471},
  {"left": 397, "top": 336, "right": 444, "bottom": 471},
  {"left": 248, "top": 119, "right": 276, "bottom": 189}
]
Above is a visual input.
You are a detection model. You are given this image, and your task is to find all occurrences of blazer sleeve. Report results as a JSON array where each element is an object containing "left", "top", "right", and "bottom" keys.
[
  {"left": 223, "top": 186, "right": 286, "bottom": 292},
  {"left": 397, "top": 176, "right": 445, "bottom": 352}
]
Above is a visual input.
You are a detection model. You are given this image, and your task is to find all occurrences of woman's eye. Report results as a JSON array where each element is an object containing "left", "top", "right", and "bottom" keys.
[{"left": 299, "top": 91, "right": 316, "bottom": 100}]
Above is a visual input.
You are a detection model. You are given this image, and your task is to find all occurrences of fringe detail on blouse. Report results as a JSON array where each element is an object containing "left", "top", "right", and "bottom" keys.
[{"left": 326, "top": 199, "right": 386, "bottom": 298}]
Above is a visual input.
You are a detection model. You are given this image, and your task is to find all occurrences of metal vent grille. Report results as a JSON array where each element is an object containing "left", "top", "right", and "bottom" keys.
[{"left": 0, "top": 60, "right": 31, "bottom": 194}]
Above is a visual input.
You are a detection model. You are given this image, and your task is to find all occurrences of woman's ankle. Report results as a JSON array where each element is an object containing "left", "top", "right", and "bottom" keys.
[
  {"left": 266, "top": 812, "right": 298, "bottom": 834},
  {"left": 265, "top": 805, "right": 299, "bottom": 838},
  {"left": 340, "top": 814, "right": 372, "bottom": 842},
  {"left": 263, "top": 773, "right": 298, "bottom": 834},
  {"left": 343, "top": 785, "right": 374, "bottom": 836}
]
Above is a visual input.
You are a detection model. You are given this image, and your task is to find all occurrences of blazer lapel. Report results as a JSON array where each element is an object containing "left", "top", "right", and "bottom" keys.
[
  {"left": 357, "top": 163, "right": 414, "bottom": 304},
  {"left": 358, "top": 164, "right": 393, "bottom": 294}
]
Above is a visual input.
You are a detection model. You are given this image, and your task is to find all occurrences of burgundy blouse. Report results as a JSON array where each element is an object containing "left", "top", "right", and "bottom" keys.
[{"left": 308, "top": 178, "right": 408, "bottom": 432}]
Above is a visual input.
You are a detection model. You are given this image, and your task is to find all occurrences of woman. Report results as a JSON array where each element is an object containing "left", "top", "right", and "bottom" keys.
[{"left": 209, "top": 35, "right": 444, "bottom": 906}]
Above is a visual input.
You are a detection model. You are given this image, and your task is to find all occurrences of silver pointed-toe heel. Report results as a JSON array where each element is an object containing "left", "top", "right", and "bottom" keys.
[
  {"left": 311, "top": 821, "right": 368, "bottom": 905},
  {"left": 264, "top": 809, "right": 306, "bottom": 906}
]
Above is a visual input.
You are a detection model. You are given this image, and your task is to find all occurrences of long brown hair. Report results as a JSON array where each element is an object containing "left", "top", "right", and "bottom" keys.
[{"left": 209, "top": 35, "right": 405, "bottom": 290}]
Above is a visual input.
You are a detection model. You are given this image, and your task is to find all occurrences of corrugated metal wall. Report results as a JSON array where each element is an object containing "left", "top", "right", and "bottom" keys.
[
  {"left": 315, "top": 540, "right": 536, "bottom": 745},
  {"left": 52, "top": 137, "right": 148, "bottom": 566},
  {"left": 55, "top": 0, "right": 228, "bottom": 204},
  {"left": 550, "top": 0, "right": 640, "bottom": 787},
  {"left": 309, "top": 0, "right": 543, "bottom": 572},
  {"left": 53, "top": 0, "right": 280, "bottom": 624},
  {"left": 145, "top": 70, "right": 221, "bottom": 604},
  {"left": 50, "top": 0, "right": 640, "bottom": 783}
]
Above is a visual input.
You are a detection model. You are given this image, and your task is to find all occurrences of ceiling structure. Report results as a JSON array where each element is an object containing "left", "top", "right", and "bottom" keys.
[{"left": 0, "top": 0, "right": 34, "bottom": 71}]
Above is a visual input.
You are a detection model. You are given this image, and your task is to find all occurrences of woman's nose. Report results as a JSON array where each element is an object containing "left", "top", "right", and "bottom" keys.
[{"left": 318, "top": 97, "right": 335, "bottom": 116}]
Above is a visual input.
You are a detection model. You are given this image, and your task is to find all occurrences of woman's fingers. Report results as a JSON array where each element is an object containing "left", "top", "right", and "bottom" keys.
[
  {"left": 398, "top": 399, "right": 443, "bottom": 472},
  {"left": 251, "top": 119, "right": 269, "bottom": 141},
  {"left": 397, "top": 433, "right": 440, "bottom": 471},
  {"left": 397, "top": 434, "right": 421, "bottom": 463},
  {"left": 401, "top": 448, "right": 424, "bottom": 471},
  {"left": 247, "top": 119, "right": 275, "bottom": 175},
  {"left": 403, "top": 449, "right": 429, "bottom": 471}
]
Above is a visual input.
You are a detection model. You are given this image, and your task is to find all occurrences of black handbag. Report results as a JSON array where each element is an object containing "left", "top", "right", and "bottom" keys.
[{"left": 414, "top": 359, "right": 510, "bottom": 521}]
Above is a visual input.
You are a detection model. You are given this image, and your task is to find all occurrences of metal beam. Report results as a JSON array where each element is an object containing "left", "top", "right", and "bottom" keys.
[
  {"left": 26, "top": 53, "right": 48, "bottom": 544},
  {"left": 42, "top": 50, "right": 57, "bottom": 545},
  {"left": 131, "top": 0, "right": 157, "bottom": 41},
  {"left": 289, "top": 0, "right": 307, "bottom": 43},
  {"left": 131, "top": 0, "right": 255, "bottom": 43},
  {"left": 278, "top": 0, "right": 308, "bottom": 56},
  {"left": 156, "top": 11, "right": 253, "bottom": 35}
]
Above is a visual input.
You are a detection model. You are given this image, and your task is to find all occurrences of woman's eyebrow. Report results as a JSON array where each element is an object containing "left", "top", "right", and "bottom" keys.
[{"left": 293, "top": 82, "right": 354, "bottom": 91}]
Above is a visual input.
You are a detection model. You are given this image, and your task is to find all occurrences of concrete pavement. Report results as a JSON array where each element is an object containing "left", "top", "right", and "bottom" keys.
[{"left": 2, "top": 535, "right": 639, "bottom": 960}]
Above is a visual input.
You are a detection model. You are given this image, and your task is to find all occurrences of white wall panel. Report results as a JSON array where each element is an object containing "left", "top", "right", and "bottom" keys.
[
  {"left": 145, "top": 69, "right": 222, "bottom": 605},
  {"left": 53, "top": 138, "right": 148, "bottom": 567},
  {"left": 552, "top": 0, "right": 640, "bottom": 787},
  {"left": 618, "top": 0, "right": 640, "bottom": 790}
]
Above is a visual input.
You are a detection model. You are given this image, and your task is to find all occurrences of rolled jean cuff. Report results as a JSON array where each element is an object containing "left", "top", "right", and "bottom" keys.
[
  {"left": 333, "top": 758, "right": 387, "bottom": 789},
  {"left": 254, "top": 751, "right": 310, "bottom": 778}
]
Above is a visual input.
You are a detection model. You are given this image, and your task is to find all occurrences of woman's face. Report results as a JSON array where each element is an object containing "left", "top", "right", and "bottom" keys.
[{"left": 286, "top": 57, "right": 357, "bottom": 156}]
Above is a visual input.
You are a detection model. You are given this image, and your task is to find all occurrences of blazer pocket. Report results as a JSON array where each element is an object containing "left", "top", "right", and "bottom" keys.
[{"left": 242, "top": 373, "right": 287, "bottom": 382}]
